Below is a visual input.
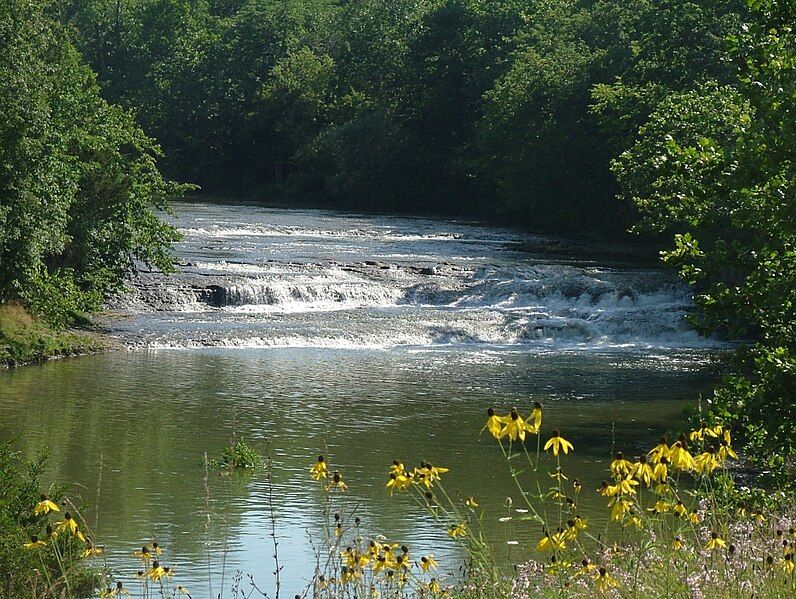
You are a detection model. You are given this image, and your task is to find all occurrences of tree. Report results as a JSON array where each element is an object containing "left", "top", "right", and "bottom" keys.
[
  {"left": 0, "top": 0, "right": 184, "bottom": 326},
  {"left": 612, "top": 0, "right": 795, "bottom": 474}
]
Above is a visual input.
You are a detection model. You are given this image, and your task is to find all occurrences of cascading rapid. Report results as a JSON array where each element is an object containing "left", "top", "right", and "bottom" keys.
[{"left": 103, "top": 202, "right": 720, "bottom": 351}]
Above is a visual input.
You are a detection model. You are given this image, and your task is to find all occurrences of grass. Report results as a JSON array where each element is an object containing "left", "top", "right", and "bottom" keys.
[{"left": 0, "top": 303, "right": 106, "bottom": 367}]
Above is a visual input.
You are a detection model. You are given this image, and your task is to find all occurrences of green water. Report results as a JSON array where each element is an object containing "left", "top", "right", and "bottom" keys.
[{"left": 0, "top": 347, "right": 717, "bottom": 594}]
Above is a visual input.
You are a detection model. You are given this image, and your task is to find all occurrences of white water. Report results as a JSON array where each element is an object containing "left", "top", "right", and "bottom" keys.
[{"left": 106, "top": 201, "right": 721, "bottom": 351}]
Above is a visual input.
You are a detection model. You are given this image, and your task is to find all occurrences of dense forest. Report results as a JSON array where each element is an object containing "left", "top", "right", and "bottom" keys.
[
  {"left": 56, "top": 0, "right": 745, "bottom": 234},
  {"left": 1, "top": 0, "right": 794, "bottom": 468}
]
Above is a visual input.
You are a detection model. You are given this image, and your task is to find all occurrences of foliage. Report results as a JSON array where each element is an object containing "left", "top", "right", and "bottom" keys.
[
  {"left": 426, "top": 406, "right": 793, "bottom": 598},
  {"left": 0, "top": 442, "right": 102, "bottom": 597},
  {"left": 211, "top": 439, "right": 262, "bottom": 471},
  {"left": 612, "top": 0, "right": 795, "bottom": 476},
  {"left": 0, "top": 0, "right": 186, "bottom": 328},
  {"left": 56, "top": 0, "right": 747, "bottom": 234}
]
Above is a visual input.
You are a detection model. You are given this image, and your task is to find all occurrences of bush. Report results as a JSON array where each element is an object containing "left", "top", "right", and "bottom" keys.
[
  {"left": 211, "top": 439, "right": 262, "bottom": 471},
  {"left": 0, "top": 442, "right": 102, "bottom": 597}
]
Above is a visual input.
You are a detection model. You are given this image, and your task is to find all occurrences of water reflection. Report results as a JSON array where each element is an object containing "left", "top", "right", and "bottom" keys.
[{"left": 0, "top": 347, "right": 718, "bottom": 594}]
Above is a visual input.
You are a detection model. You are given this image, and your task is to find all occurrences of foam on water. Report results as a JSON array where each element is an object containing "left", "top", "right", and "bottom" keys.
[{"left": 107, "top": 202, "right": 723, "bottom": 351}]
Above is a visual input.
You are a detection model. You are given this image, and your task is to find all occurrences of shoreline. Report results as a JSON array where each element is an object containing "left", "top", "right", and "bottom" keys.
[{"left": 0, "top": 304, "right": 119, "bottom": 369}]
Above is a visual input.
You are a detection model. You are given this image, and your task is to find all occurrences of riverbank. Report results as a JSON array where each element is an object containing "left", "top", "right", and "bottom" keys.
[{"left": 0, "top": 303, "right": 110, "bottom": 368}]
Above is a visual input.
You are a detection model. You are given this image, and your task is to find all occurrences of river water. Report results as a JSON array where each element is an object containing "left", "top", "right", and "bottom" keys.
[{"left": 0, "top": 200, "right": 724, "bottom": 595}]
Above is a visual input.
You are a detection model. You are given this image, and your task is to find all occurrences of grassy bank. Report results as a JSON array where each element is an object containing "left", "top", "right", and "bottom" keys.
[{"left": 0, "top": 303, "right": 107, "bottom": 368}]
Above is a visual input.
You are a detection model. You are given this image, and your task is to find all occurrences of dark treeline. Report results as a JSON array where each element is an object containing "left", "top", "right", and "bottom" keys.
[{"left": 57, "top": 0, "right": 742, "bottom": 234}]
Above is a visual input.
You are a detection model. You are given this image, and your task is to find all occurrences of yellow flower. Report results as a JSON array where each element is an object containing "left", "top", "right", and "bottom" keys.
[
  {"left": 599, "top": 480, "right": 619, "bottom": 497},
  {"left": 464, "top": 497, "right": 479, "bottom": 508},
  {"left": 134, "top": 546, "right": 152, "bottom": 563},
  {"left": 372, "top": 554, "right": 389, "bottom": 573},
  {"left": 574, "top": 560, "right": 594, "bottom": 576},
  {"left": 647, "top": 437, "right": 671, "bottom": 463},
  {"left": 340, "top": 565, "right": 360, "bottom": 584},
  {"left": 573, "top": 479, "right": 582, "bottom": 494},
  {"left": 448, "top": 523, "right": 467, "bottom": 539},
  {"left": 650, "top": 500, "right": 671, "bottom": 513},
  {"left": 482, "top": 407, "right": 507, "bottom": 439},
  {"left": 617, "top": 476, "right": 639, "bottom": 496},
  {"left": 416, "top": 462, "right": 449, "bottom": 488},
  {"left": 530, "top": 401, "right": 543, "bottom": 432},
  {"left": 386, "top": 471, "right": 412, "bottom": 494},
  {"left": 609, "top": 498, "right": 632, "bottom": 521},
  {"left": 624, "top": 513, "right": 643, "bottom": 529},
  {"left": 33, "top": 494, "right": 60, "bottom": 516},
  {"left": 429, "top": 579, "right": 441, "bottom": 593},
  {"left": 595, "top": 567, "right": 620, "bottom": 592},
  {"left": 500, "top": 408, "right": 532, "bottom": 442},
  {"left": 611, "top": 452, "right": 633, "bottom": 478},
  {"left": 343, "top": 547, "right": 370, "bottom": 569},
  {"left": 669, "top": 441, "right": 695, "bottom": 471},
  {"left": 23, "top": 536, "right": 46, "bottom": 550},
  {"left": 564, "top": 517, "right": 588, "bottom": 540},
  {"left": 630, "top": 456, "right": 655, "bottom": 486},
  {"left": 149, "top": 541, "right": 162, "bottom": 556},
  {"left": 673, "top": 501, "right": 688, "bottom": 518},
  {"left": 688, "top": 510, "right": 701, "bottom": 525},
  {"left": 146, "top": 561, "right": 167, "bottom": 581},
  {"left": 689, "top": 421, "right": 719, "bottom": 442},
  {"left": 546, "top": 555, "right": 571, "bottom": 575},
  {"left": 653, "top": 482, "right": 671, "bottom": 495},
  {"left": 572, "top": 516, "right": 588, "bottom": 531},
  {"left": 100, "top": 583, "right": 132, "bottom": 598},
  {"left": 536, "top": 529, "right": 566, "bottom": 552},
  {"left": 55, "top": 513, "right": 85, "bottom": 542},
  {"left": 694, "top": 451, "right": 719, "bottom": 475},
  {"left": 389, "top": 460, "right": 405, "bottom": 476},
  {"left": 311, "top": 455, "right": 328, "bottom": 480},
  {"left": 652, "top": 457, "right": 669, "bottom": 482},
  {"left": 80, "top": 542, "right": 103, "bottom": 558},
  {"left": 705, "top": 532, "right": 727, "bottom": 551},
  {"left": 672, "top": 536, "right": 684, "bottom": 551},
  {"left": 549, "top": 467, "right": 568, "bottom": 482},
  {"left": 367, "top": 539, "right": 383, "bottom": 557},
  {"left": 777, "top": 553, "right": 795, "bottom": 574},
  {"left": 176, "top": 586, "right": 191, "bottom": 597},
  {"left": 717, "top": 441, "right": 738, "bottom": 462},
  {"left": 544, "top": 430, "right": 574, "bottom": 456},
  {"left": 326, "top": 471, "right": 348, "bottom": 492},
  {"left": 420, "top": 554, "right": 438, "bottom": 572}
]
